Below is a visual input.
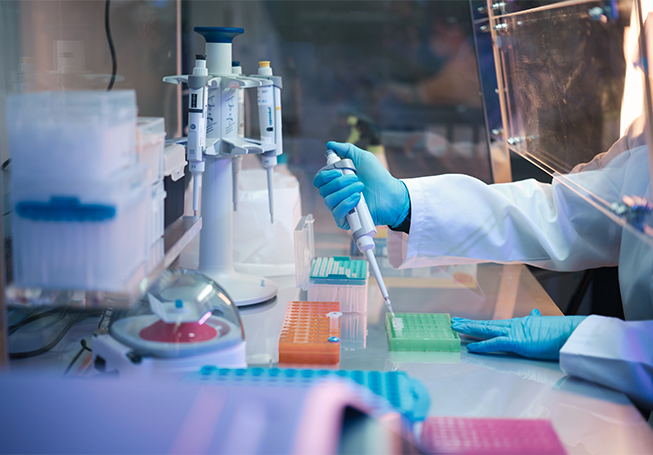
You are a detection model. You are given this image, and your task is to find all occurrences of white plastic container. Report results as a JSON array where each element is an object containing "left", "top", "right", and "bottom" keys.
[
  {"left": 11, "top": 166, "right": 150, "bottom": 292},
  {"left": 137, "top": 117, "right": 166, "bottom": 185},
  {"left": 150, "top": 180, "right": 166, "bottom": 244},
  {"left": 163, "top": 143, "right": 187, "bottom": 181},
  {"left": 6, "top": 90, "right": 138, "bottom": 181},
  {"left": 146, "top": 237, "right": 164, "bottom": 274}
]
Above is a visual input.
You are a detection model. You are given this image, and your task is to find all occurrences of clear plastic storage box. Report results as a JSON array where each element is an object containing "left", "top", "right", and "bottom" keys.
[
  {"left": 11, "top": 166, "right": 150, "bottom": 292},
  {"left": 163, "top": 143, "right": 187, "bottom": 182},
  {"left": 6, "top": 90, "right": 137, "bottom": 181},
  {"left": 150, "top": 180, "right": 166, "bottom": 244},
  {"left": 136, "top": 117, "right": 166, "bottom": 185},
  {"left": 294, "top": 215, "right": 369, "bottom": 313}
]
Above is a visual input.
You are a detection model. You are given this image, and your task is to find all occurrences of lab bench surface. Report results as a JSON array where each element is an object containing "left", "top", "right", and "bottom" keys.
[{"left": 239, "top": 262, "right": 653, "bottom": 455}]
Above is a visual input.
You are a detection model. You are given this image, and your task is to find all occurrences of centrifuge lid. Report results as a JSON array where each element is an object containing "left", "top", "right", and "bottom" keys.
[{"left": 109, "top": 269, "right": 245, "bottom": 358}]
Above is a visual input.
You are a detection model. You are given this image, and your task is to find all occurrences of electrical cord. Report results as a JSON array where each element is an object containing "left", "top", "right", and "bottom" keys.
[
  {"left": 64, "top": 339, "right": 92, "bottom": 376},
  {"left": 8, "top": 308, "right": 66, "bottom": 336},
  {"left": 9, "top": 309, "right": 102, "bottom": 360},
  {"left": 97, "top": 311, "right": 107, "bottom": 329},
  {"left": 63, "top": 309, "right": 107, "bottom": 375},
  {"left": 105, "top": 0, "right": 117, "bottom": 91},
  {"left": 9, "top": 312, "right": 85, "bottom": 360}
]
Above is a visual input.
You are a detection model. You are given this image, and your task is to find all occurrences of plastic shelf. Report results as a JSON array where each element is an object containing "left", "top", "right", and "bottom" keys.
[
  {"left": 191, "top": 366, "right": 431, "bottom": 421},
  {"left": 385, "top": 313, "right": 460, "bottom": 352}
]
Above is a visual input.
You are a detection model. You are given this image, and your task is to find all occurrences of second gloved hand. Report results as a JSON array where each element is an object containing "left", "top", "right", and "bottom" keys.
[
  {"left": 451, "top": 309, "right": 587, "bottom": 360},
  {"left": 313, "top": 142, "right": 410, "bottom": 229}
]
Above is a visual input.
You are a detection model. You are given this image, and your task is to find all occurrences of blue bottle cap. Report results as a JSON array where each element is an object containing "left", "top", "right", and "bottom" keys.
[{"left": 194, "top": 27, "right": 244, "bottom": 43}]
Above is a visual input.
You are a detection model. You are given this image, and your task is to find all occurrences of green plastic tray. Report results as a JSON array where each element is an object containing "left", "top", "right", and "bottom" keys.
[{"left": 385, "top": 313, "right": 460, "bottom": 352}]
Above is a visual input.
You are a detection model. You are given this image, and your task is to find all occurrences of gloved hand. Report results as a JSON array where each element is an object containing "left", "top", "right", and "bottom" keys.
[
  {"left": 313, "top": 141, "right": 410, "bottom": 230},
  {"left": 451, "top": 309, "right": 587, "bottom": 360}
]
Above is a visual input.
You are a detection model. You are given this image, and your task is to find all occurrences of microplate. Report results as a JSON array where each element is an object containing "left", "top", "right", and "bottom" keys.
[
  {"left": 279, "top": 301, "right": 341, "bottom": 364},
  {"left": 420, "top": 417, "right": 567, "bottom": 455},
  {"left": 385, "top": 313, "right": 460, "bottom": 352},
  {"left": 192, "top": 367, "right": 430, "bottom": 422}
]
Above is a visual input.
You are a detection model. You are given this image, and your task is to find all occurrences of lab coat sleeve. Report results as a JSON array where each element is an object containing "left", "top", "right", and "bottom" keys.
[
  {"left": 387, "top": 116, "right": 650, "bottom": 271},
  {"left": 387, "top": 170, "right": 623, "bottom": 271},
  {"left": 560, "top": 315, "right": 653, "bottom": 410}
]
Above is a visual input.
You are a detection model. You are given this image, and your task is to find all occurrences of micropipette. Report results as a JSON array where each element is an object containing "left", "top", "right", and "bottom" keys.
[
  {"left": 257, "top": 61, "right": 282, "bottom": 223},
  {"left": 323, "top": 150, "right": 395, "bottom": 316},
  {"left": 187, "top": 54, "right": 209, "bottom": 216}
]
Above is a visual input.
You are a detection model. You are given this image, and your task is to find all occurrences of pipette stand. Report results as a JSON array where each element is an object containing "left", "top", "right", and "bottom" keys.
[
  {"left": 164, "top": 26, "right": 282, "bottom": 306},
  {"left": 199, "top": 155, "right": 277, "bottom": 305}
]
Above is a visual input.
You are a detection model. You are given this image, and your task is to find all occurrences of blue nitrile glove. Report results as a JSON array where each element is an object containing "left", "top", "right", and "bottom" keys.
[
  {"left": 312, "top": 141, "right": 410, "bottom": 230},
  {"left": 451, "top": 309, "right": 587, "bottom": 360}
]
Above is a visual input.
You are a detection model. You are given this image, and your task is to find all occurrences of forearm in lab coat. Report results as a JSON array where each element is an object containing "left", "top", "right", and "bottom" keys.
[
  {"left": 387, "top": 171, "right": 622, "bottom": 271},
  {"left": 560, "top": 315, "right": 653, "bottom": 410}
]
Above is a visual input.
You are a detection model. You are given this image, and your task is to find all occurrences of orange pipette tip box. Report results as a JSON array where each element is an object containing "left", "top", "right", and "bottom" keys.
[{"left": 279, "top": 301, "right": 341, "bottom": 364}]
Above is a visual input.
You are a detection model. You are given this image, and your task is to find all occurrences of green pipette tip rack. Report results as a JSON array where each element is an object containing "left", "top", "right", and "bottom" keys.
[
  {"left": 385, "top": 313, "right": 460, "bottom": 352},
  {"left": 310, "top": 256, "right": 367, "bottom": 285}
]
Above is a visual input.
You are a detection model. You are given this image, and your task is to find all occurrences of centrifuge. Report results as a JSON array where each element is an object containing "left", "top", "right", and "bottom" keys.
[{"left": 92, "top": 269, "right": 247, "bottom": 379}]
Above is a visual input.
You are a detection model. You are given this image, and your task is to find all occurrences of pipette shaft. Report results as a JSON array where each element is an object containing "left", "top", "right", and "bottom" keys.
[{"left": 364, "top": 249, "right": 394, "bottom": 316}]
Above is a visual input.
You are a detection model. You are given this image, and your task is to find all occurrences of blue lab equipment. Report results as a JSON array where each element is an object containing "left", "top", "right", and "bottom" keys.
[
  {"left": 313, "top": 141, "right": 410, "bottom": 230},
  {"left": 451, "top": 309, "right": 587, "bottom": 360}
]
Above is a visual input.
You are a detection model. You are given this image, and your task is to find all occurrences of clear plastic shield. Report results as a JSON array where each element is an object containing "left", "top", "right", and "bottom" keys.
[{"left": 488, "top": 0, "right": 653, "bottom": 242}]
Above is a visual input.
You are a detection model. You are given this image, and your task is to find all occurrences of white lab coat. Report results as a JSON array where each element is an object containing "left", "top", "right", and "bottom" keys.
[{"left": 387, "top": 117, "right": 653, "bottom": 410}]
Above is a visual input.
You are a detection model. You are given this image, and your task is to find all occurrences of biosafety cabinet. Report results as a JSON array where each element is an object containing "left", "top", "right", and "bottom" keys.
[
  {"left": 1, "top": 0, "right": 652, "bottom": 362},
  {"left": 1, "top": 1, "right": 653, "bottom": 453},
  {"left": 477, "top": 0, "right": 653, "bottom": 213},
  {"left": 472, "top": 0, "right": 653, "bottom": 316}
]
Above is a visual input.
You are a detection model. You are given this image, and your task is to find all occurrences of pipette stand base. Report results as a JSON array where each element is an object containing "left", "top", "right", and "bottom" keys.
[
  {"left": 198, "top": 155, "right": 278, "bottom": 307},
  {"left": 199, "top": 267, "right": 277, "bottom": 306}
]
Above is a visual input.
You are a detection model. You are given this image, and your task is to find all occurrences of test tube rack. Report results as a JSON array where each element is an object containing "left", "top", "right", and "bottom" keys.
[
  {"left": 191, "top": 366, "right": 431, "bottom": 422},
  {"left": 386, "top": 313, "right": 460, "bottom": 352},
  {"left": 279, "top": 301, "right": 341, "bottom": 364},
  {"left": 420, "top": 417, "right": 567, "bottom": 455}
]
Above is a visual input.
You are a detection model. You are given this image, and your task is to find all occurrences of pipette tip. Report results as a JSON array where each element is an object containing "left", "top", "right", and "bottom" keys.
[{"left": 384, "top": 297, "right": 395, "bottom": 317}]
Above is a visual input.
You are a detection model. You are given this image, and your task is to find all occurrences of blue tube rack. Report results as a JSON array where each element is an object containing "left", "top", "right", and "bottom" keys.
[{"left": 190, "top": 366, "right": 431, "bottom": 422}]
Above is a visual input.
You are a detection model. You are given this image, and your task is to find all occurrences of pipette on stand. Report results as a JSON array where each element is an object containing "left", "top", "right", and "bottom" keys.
[
  {"left": 257, "top": 61, "right": 282, "bottom": 224},
  {"left": 187, "top": 54, "right": 209, "bottom": 216},
  {"left": 232, "top": 61, "right": 245, "bottom": 212},
  {"left": 323, "top": 150, "right": 395, "bottom": 317}
]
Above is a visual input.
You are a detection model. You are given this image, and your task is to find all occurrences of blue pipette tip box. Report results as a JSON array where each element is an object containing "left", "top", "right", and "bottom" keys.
[
  {"left": 309, "top": 256, "right": 367, "bottom": 285},
  {"left": 192, "top": 367, "right": 430, "bottom": 422},
  {"left": 294, "top": 215, "right": 369, "bottom": 313},
  {"left": 308, "top": 258, "right": 368, "bottom": 313}
]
